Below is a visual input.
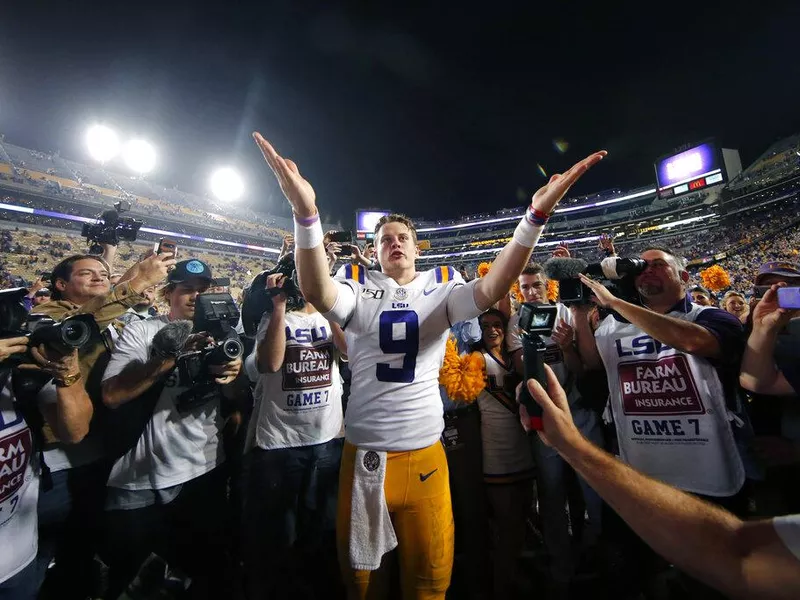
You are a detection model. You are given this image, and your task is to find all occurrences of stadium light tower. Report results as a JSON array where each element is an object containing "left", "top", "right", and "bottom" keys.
[
  {"left": 210, "top": 167, "right": 244, "bottom": 202},
  {"left": 123, "top": 139, "right": 157, "bottom": 174},
  {"left": 86, "top": 124, "right": 120, "bottom": 163}
]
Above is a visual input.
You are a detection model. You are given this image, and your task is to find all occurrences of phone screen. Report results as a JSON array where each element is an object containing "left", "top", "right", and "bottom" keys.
[
  {"left": 329, "top": 231, "right": 353, "bottom": 244},
  {"left": 157, "top": 238, "right": 178, "bottom": 258}
]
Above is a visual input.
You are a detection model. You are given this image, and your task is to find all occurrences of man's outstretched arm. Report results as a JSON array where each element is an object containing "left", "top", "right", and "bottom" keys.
[
  {"left": 253, "top": 132, "right": 340, "bottom": 313},
  {"left": 527, "top": 365, "right": 800, "bottom": 600},
  {"left": 474, "top": 152, "right": 606, "bottom": 310}
]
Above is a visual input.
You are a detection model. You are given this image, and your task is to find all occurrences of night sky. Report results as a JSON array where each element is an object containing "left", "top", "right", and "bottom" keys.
[{"left": 1, "top": 1, "right": 798, "bottom": 224}]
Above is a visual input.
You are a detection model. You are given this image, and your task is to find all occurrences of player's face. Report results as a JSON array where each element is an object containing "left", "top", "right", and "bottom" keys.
[
  {"left": 56, "top": 258, "right": 110, "bottom": 305},
  {"left": 635, "top": 250, "right": 685, "bottom": 299},
  {"left": 166, "top": 278, "right": 210, "bottom": 320},
  {"left": 518, "top": 273, "right": 548, "bottom": 305},
  {"left": 480, "top": 314, "right": 504, "bottom": 350},
  {"left": 376, "top": 221, "right": 418, "bottom": 273}
]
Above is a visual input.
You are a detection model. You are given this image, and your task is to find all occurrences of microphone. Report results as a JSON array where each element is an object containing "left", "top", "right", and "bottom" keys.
[
  {"left": 151, "top": 320, "right": 193, "bottom": 359},
  {"left": 543, "top": 257, "right": 588, "bottom": 280}
]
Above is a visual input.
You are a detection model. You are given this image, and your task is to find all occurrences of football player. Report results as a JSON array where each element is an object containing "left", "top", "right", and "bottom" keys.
[{"left": 254, "top": 131, "right": 605, "bottom": 599}]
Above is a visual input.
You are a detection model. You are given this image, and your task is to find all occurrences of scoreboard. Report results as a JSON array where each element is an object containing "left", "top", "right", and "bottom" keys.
[
  {"left": 654, "top": 141, "right": 738, "bottom": 199},
  {"left": 355, "top": 209, "right": 391, "bottom": 241}
]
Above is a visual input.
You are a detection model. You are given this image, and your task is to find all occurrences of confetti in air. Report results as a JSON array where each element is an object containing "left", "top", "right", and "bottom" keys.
[
  {"left": 537, "top": 163, "right": 547, "bottom": 178},
  {"left": 553, "top": 138, "right": 570, "bottom": 154}
]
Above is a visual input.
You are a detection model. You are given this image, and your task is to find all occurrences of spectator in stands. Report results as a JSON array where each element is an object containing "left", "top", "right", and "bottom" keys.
[
  {"left": 576, "top": 246, "right": 746, "bottom": 597},
  {"left": 242, "top": 268, "right": 346, "bottom": 599},
  {"left": 721, "top": 290, "right": 749, "bottom": 324},
  {"left": 690, "top": 285, "right": 714, "bottom": 306},
  {"left": 100, "top": 259, "right": 246, "bottom": 598},
  {"left": 31, "top": 250, "right": 175, "bottom": 599},
  {"left": 525, "top": 364, "right": 800, "bottom": 600}
]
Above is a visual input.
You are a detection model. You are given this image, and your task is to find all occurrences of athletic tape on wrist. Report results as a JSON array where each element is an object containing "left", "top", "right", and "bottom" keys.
[
  {"left": 294, "top": 219, "right": 324, "bottom": 249},
  {"left": 512, "top": 216, "right": 543, "bottom": 248}
]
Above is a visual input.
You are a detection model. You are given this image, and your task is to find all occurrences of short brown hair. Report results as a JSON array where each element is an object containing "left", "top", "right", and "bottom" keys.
[
  {"left": 520, "top": 263, "right": 545, "bottom": 278},
  {"left": 373, "top": 214, "right": 418, "bottom": 245}
]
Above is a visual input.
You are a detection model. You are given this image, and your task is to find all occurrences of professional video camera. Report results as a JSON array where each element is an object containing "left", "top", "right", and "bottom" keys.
[
  {"left": 81, "top": 200, "right": 143, "bottom": 253},
  {"left": 0, "top": 287, "right": 98, "bottom": 394},
  {"left": 515, "top": 302, "right": 559, "bottom": 431},
  {"left": 240, "top": 252, "right": 304, "bottom": 337},
  {"left": 175, "top": 293, "right": 244, "bottom": 411},
  {"left": 544, "top": 256, "right": 646, "bottom": 306}
]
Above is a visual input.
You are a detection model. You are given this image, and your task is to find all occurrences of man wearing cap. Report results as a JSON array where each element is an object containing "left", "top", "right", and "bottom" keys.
[
  {"left": 32, "top": 251, "right": 175, "bottom": 600},
  {"left": 100, "top": 259, "right": 244, "bottom": 597}
]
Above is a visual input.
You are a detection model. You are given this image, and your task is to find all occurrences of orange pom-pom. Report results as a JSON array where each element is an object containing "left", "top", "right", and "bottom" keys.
[
  {"left": 510, "top": 281, "right": 524, "bottom": 303},
  {"left": 477, "top": 262, "right": 492, "bottom": 278},
  {"left": 439, "top": 337, "right": 487, "bottom": 402},
  {"left": 699, "top": 264, "right": 731, "bottom": 292},
  {"left": 547, "top": 279, "right": 559, "bottom": 302}
]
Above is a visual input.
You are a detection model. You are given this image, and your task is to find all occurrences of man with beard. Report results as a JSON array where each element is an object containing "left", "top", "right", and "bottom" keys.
[{"left": 573, "top": 246, "right": 747, "bottom": 598}]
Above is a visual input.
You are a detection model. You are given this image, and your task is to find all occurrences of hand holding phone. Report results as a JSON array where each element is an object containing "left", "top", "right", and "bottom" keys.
[{"left": 156, "top": 238, "right": 178, "bottom": 258}]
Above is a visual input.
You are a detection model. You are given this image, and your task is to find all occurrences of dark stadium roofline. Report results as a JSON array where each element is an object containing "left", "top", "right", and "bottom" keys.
[{"left": 414, "top": 187, "right": 656, "bottom": 233}]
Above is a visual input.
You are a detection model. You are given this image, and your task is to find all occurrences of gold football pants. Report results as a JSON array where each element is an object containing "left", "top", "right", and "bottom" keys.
[{"left": 337, "top": 440, "right": 454, "bottom": 600}]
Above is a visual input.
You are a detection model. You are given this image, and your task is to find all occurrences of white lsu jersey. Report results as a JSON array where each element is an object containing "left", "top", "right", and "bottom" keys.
[
  {"left": 595, "top": 305, "right": 745, "bottom": 497},
  {"left": 329, "top": 264, "right": 480, "bottom": 451},
  {"left": 0, "top": 380, "right": 39, "bottom": 584}
]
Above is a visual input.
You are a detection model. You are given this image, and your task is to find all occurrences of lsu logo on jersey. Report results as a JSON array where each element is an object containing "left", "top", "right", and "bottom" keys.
[
  {"left": 285, "top": 326, "right": 329, "bottom": 344},
  {"left": 615, "top": 335, "right": 673, "bottom": 357}
]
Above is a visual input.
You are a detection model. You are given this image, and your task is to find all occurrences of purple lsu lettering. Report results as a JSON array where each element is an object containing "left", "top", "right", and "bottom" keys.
[
  {"left": 616, "top": 335, "right": 673, "bottom": 357},
  {"left": 285, "top": 326, "right": 329, "bottom": 344}
]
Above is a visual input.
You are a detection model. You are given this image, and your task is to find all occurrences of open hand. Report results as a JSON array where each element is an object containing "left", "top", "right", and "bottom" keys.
[
  {"left": 531, "top": 151, "right": 606, "bottom": 215},
  {"left": 579, "top": 273, "right": 617, "bottom": 308},
  {"left": 551, "top": 319, "right": 575, "bottom": 351},
  {"left": 253, "top": 132, "right": 317, "bottom": 218}
]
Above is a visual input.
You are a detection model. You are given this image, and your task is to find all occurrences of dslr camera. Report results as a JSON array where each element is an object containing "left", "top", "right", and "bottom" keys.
[
  {"left": 544, "top": 256, "right": 647, "bottom": 307},
  {"left": 81, "top": 200, "right": 143, "bottom": 253},
  {"left": 0, "top": 287, "right": 98, "bottom": 395},
  {"left": 175, "top": 293, "right": 244, "bottom": 411},
  {"left": 240, "top": 252, "right": 304, "bottom": 337}
]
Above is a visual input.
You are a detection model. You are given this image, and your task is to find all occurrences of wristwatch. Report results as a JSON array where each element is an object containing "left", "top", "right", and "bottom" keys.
[{"left": 55, "top": 372, "right": 82, "bottom": 388}]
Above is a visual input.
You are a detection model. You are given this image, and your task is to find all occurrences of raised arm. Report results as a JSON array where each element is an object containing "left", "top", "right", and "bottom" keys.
[
  {"left": 474, "top": 152, "right": 606, "bottom": 310},
  {"left": 740, "top": 284, "right": 798, "bottom": 395},
  {"left": 253, "top": 133, "right": 340, "bottom": 313},
  {"left": 529, "top": 365, "right": 800, "bottom": 600}
]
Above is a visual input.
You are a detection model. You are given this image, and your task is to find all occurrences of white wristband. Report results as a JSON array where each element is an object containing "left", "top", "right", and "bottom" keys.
[
  {"left": 294, "top": 219, "right": 324, "bottom": 249},
  {"left": 511, "top": 217, "right": 543, "bottom": 248}
]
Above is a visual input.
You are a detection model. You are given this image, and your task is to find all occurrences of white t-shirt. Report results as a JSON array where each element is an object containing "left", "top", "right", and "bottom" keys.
[
  {"left": 475, "top": 352, "right": 533, "bottom": 479},
  {"left": 247, "top": 310, "right": 343, "bottom": 450},
  {"left": 507, "top": 302, "right": 580, "bottom": 405},
  {"left": 0, "top": 379, "right": 39, "bottom": 584},
  {"left": 326, "top": 265, "right": 481, "bottom": 451},
  {"left": 102, "top": 316, "right": 225, "bottom": 491},
  {"left": 594, "top": 304, "right": 745, "bottom": 497}
]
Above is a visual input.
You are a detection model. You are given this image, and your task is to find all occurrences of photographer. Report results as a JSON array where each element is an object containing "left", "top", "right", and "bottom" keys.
[
  {"left": 576, "top": 247, "right": 747, "bottom": 597},
  {"left": 31, "top": 249, "right": 174, "bottom": 599},
  {"left": 242, "top": 269, "right": 346, "bottom": 599},
  {"left": 100, "top": 259, "right": 242, "bottom": 598},
  {"left": 0, "top": 334, "right": 93, "bottom": 599}
]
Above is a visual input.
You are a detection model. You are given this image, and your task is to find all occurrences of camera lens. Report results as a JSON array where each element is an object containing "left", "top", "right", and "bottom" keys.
[
  {"left": 60, "top": 320, "right": 91, "bottom": 347},
  {"left": 221, "top": 338, "right": 244, "bottom": 360}
]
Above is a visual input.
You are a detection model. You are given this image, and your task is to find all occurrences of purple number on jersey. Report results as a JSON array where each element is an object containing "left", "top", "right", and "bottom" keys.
[{"left": 377, "top": 310, "right": 419, "bottom": 383}]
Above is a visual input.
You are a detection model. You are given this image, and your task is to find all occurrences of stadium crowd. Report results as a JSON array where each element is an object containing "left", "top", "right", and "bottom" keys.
[{"left": 0, "top": 129, "right": 798, "bottom": 600}]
